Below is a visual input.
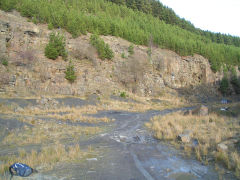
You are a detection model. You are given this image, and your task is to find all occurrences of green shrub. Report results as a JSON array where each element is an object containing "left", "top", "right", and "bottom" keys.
[
  {"left": 0, "top": 0, "right": 16, "bottom": 11},
  {"left": 231, "top": 75, "right": 240, "bottom": 94},
  {"left": 121, "top": 53, "right": 126, "bottom": 58},
  {"left": 90, "top": 34, "right": 114, "bottom": 60},
  {"left": 45, "top": 33, "right": 67, "bottom": 60},
  {"left": 48, "top": 23, "right": 54, "bottom": 30},
  {"left": 147, "top": 48, "right": 152, "bottom": 57},
  {"left": 219, "top": 76, "right": 231, "bottom": 96},
  {"left": 1, "top": 58, "right": 8, "bottom": 66},
  {"left": 120, "top": 91, "right": 127, "bottom": 98},
  {"left": 45, "top": 44, "right": 58, "bottom": 60},
  {"left": 128, "top": 44, "right": 134, "bottom": 55},
  {"left": 65, "top": 61, "right": 77, "bottom": 83},
  {"left": 104, "top": 44, "right": 114, "bottom": 59}
]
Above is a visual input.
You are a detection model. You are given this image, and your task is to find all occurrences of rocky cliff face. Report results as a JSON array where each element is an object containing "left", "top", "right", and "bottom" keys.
[
  {"left": 0, "top": 20, "right": 10, "bottom": 57},
  {"left": 152, "top": 50, "right": 218, "bottom": 88},
  {"left": 103, "top": 36, "right": 224, "bottom": 95},
  {"left": 0, "top": 10, "right": 232, "bottom": 97}
]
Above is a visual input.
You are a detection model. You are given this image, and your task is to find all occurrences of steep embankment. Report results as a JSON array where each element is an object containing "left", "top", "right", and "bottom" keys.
[{"left": 0, "top": 10, "right": 232, "bottom": 98}]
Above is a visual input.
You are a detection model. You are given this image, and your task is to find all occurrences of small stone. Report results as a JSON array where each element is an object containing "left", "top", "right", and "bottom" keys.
[
  {"left": 119, "top": 135, "right": 127, "bottom": 142},
  {"left": 14, "top": 107, "right": 24, "bottom": 113},
  {"left": 217, "top": 143, "right": 228, "bottom": 152},
  {"left": 177, "top": 133, "right": 191, "bottom": 143},
  {"left": 87, "top": 158, "right": 97, "bottom": 161},
  {"left": 166, "top": 168, "right": 171, "bottom": 172}
]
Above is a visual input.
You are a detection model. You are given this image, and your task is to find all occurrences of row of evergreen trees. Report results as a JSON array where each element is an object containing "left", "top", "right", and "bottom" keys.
[
  {"left": 107, "top": 0, "right": 240, "bottom": 47},
  {"left": 0, "top": 0, "right": 240, "bottom": 72},
  {"left": 219, "top": 68, "right": 240, "bottom": 95}
]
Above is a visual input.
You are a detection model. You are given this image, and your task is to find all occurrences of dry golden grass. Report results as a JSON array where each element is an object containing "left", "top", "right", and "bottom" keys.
[
  {"left": 0, "top": 143, "right": 95, "bottom": 176},
  {"left": 231, "top": 152, "right": 240, "bottom": 177},
  {"left": 0, "top": 91, "right": 187, "bottom": 117},
  {"left": 3, "top": 93, "right": 187, "bottom": 120},
  {"left": 100, "top": 95, "right": 186, "bottom": 113},
  {"left": 0, "top": 103, "right": 15, "bottom": 114},
  {"left": 215, "top": 151, "right": 231, "bottom": 169},
  {"left": 2, "top": 118, "right": 102, "bottom": 146},
  {"left": 15, "top": 105, "right": 100, "bottom": 116},
  {"left": 47, "top": 113, "right": 111, "bottom": 123},
  {"left": 146, "top": 112, "right": 240, "bottom": 176},
  {"left": 99, "top": 99, "right": 156, "bottom": 112},
  {"left": 9, "top": 104, "right": 113, "bottom": 123},
  {"left": 146, "top": 113, "right": 236, "bottom": 145}
]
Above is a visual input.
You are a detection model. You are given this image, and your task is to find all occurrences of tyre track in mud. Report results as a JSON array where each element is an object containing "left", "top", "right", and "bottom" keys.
[{"left": 63, "top": 107, "right": 224, "bottom": 180}]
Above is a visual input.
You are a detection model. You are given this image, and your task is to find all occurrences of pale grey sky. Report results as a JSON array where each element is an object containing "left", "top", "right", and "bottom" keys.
[{"left": 160, "top": 0, "right": 240, "bottom": 37}]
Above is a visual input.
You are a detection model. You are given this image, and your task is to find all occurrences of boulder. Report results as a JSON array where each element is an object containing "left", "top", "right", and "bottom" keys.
[
  {"left": 14, "top": 107, "right": 24, "bottom": 113},
  {"left": 177, "top": 133, "right": 191, "bottom": 143},
  {"left": 217, "top": 143, "right": 228, "bottom": 152},
  {"left": 24, "top": 30, "right": 38, "bottom": 37}
]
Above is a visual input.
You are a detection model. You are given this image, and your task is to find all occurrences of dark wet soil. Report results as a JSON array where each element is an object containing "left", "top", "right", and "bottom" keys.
[{"left": 0, "top": 98, "right": 37, "bottom": 108}]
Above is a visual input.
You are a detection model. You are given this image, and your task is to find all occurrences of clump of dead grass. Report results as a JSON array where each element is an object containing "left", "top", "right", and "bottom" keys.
[
  {"left": 100, "top": 96, "right": 185, "bottom": 112},
  {"left": 2, "top": 119, "right": 102, "bottom": 146},
  {"left": 231, "top": 152, "right": 240, "bottom": 177},
  {"left": 0, "top": 143, "right": 94, "bottom": 176},
  {"left": 146, "top": 111, "right": 240, "bottom": 176},
  {"left": 15, "top": 105, "right": 100, "bottom": 116},
  {"left": 146, "top": 112, "right": 235, "bottom": 145},
  {"left": 47, "top": 113, "right": 111, "bottom": 123},
  {"left": 0, "top": 103, "right": 13, "bottom": 114},
  {"left": 11, "top": 95, "right": 185, "bottom": 117}
]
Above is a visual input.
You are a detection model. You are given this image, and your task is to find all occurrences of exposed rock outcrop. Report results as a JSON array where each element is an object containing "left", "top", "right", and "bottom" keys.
[
  {"left": 0, "top": 20, "right": 10, "bottom": 57},
  {"left": 0, "top": 10, "right": 237, "bottom": 97}
]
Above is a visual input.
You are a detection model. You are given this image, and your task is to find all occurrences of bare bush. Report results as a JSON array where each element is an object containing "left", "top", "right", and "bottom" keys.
[
  {"left": 19, "top": 49, "right": 36, "bottom": 62},
  {"left": 115, "top": 53, "right": 151, "bottom": 93},
  {"left": 12, "top": 49, "right": 36, "bottom": 66},
  {"left": 39, "top": 67, "right": 51, "bottom": 83},
  {"left": 71, "top": 44, "right": 98, "bottom": 66}
]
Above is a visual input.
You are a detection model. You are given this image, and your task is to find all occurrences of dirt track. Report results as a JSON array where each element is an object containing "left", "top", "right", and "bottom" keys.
[{"left": 0, "top": 98, "right": 235, "bottom": 180}]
